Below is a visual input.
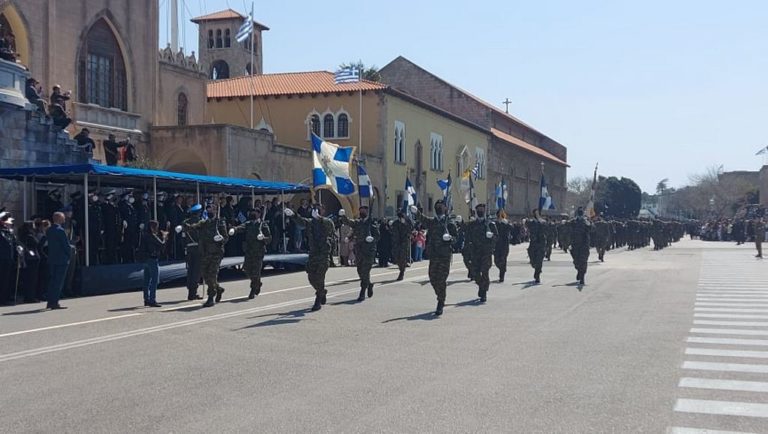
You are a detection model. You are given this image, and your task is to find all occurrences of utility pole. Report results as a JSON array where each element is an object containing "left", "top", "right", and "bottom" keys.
[{"left": 502, "top": 98, "right": 512, "bottom": 114}]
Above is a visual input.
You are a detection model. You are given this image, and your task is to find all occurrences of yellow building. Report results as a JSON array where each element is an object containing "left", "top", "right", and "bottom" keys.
[{"left": 206, "top": 72, "right": 488, "bottom": 217}]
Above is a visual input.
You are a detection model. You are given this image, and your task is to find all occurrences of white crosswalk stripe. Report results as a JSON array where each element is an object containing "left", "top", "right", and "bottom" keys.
[{"left": 670, "top": 251, "right": 768, "bottom": 433}]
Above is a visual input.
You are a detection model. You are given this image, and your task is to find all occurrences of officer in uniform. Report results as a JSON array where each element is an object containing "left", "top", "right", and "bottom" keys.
[
  {"left": 526, "top": 209, "right": 547, "bottom": 284},
  {"left": 87, "top": 190, "right": 103, "bottom": 265},
  {"left": 338, "top": 205, "right": 380, "bottom": 302},
  {"left": 285, "top": 203, "right": 335, "bottom": 311},
  {"left": 569, "top": 207, "right": 592, "bottom": 285},
  {"left": 118, "top": 191, "right": 138, "bottom": 263},
  {"left": 493, "top": 210, "right": 512, "bottom": 283},
  {"left": 390, "top": 211, "right": 414, "bottom": 281},
  {"left": 467, "top": 204, "right": 497, "bottom": 303},
  {"left": 177, "top": 204, "right": 204, "bottom": 300},
  {"left": 100, "top": 190, "right": 119, "bottom": 264},
  {"left": 182, "top": 202, "right": 228, "bottom": 307},
  {"left": 229, "top": 207, "right": 272, "bottom": 299},
  {"left": 411, "top": 200, "right": 458, "bottom": 316}
]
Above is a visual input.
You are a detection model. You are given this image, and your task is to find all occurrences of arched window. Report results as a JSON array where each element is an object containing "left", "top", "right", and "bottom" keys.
[
  {"left": 177, "top": 93, "right": 188, "bottom": 126},
  {"left": 207, "top": 29, "right": 214, "bottom": 48},
  {"left": 78, "top": 18, "right": 127, "bottom": 111},
  {"left": 323, "top": 114, "right": 335, "bottom": 138},
  {"left": 210, "top": 60, "right": 229, "bottom": 79},
  {"left": 224, "top": 29, "right": 231, "bottom": 47},
  {"left": 215, "top": 29, "right": 222, "bottom": 48},
  {"left": 310, "top": 114, "right": 321, "bottom": 137},
  {"left": 337, "top": 113, "right": 349, "bottom": 138}
]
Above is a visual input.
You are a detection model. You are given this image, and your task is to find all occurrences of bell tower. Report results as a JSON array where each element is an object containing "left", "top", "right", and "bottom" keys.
[{"left": 191, "top": 9, "right": 269, "bottom": 79}]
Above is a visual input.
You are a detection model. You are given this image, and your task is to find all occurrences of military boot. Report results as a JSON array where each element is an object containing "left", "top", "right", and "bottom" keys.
[
  {"left": 188, "top": 290, "right": 202, "bottom": 301},
  {"left": 215, "top": 287, "right": 225, "bottom": 303},
  {"left": 203, "top": 295, "right": 215, "bottom": 308},
  {"left": 367, "top": 282, "right": 374, "bottom": 298},
  {"left": 357, "top": 283, "right": 366, "bottom": 302},
  {"left": 479, "top": 290, "right": 487, "bottom": 303},
  {"left": 498, "top": 271, "right": 505, "bottom": 283},
  {"left": 248, "top": 282, "right": 261, "bottom": 300},
  {"left": 320, "top": 287, "right": 327, "bottom": 305},
  {"left": 435, "top": 300, "right": 444, "bottom": 316},
  {"left": 534, "top": 270, "right": 541, "bottom": 284},
  {"left": 311, "top": 295, "right": 322, "bottom": 311},
  {"left": 397, "top": 270, "right": 405, "bottom": 281}
]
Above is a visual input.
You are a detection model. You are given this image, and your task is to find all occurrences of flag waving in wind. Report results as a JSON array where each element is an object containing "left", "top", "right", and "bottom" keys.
[
  {"left": 539, "top": 173, "right": 555, "bottom": 211},
  {"left": 312, "top": 134, "right": 356, "bottom": 196},
  {"left": 403, "top": 177, "right": 417, "bottom": 213},
  {"left": 335, "top": 67, "right": 360, "bottom": 84},
  {"left": 358, "top": 164, "right": 372, "bottom": 200},
  {"left": 437, "top": 173, "right": 452, "bottom": 212},
  {"left": 235, "top": 13, "right": 253, "bottom": 43},
  {"left": 587, "top": 163, "right": 598, "bottom": 218}
]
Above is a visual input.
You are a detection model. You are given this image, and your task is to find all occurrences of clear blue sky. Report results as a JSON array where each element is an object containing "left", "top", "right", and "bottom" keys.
[{"left": 160, "top": 0, "right": 768, "bottom": 193}]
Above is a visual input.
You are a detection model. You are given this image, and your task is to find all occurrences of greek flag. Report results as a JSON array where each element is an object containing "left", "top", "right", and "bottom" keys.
[
  {"left": 437, "top": 173, "right": 453, "bottom": 211},
  {"left": 495, "top": 178, "right": 508, "bottom": 210},
  {"left": 235, "top": 13, "right": 253, "bottom": 43},
  {"left": 539, "top": 173, "right": 555, "bottom": 211},
  {"left": 312, "top": 134, "right": 356, "bottom": 196},
  {"left": 358, "top": 164, "right": 372, "bottom": 199},
  {"left": 471, "top": 160, "right": 480, "bottom": 179},
  {"left": 403, "top": 177, "right": 416, "bottom": 212},
  {"left": 335, "top": 67, "right": 360, "bottom": 84}
]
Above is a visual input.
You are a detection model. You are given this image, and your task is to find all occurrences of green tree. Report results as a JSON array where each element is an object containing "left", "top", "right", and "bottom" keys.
[
  {"left": 338, "top": 61, "right": 381, "bottom": 82},
  {"left": 595, "top": 176, "right": 642, "bottom": 219}
]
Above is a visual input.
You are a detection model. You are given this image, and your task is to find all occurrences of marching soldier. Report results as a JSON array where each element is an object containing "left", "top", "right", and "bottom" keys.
[
  {"left": 544, "top": 219, "right": 556, "bottom": 261},
  {"left": 593, "top": 217, "right": 612, "bottom": 262},
  {"left": 338, "top": 205, "right": 380, "bottom": 301},
  {"left": 754, "top": 217, "right": 765, "bottom": 259},
  {"left": 390, "top": 211, "right": 414, "bottom": 281},
  {"left": 526, "top": 209, "right": 547, "bottom": 284},
  {"left": 177, "top": 204, "right": 204, "bottom": 300},
  {"left": 494, "top": 210, "right": 512, "bottom": 282},
  {"left": 285, "top": 203, "right": 335, "bottom": 311},
  {"left": 411, "top": 200, "right": 458, "bottom": 316},
  {"left": 182, "top": 203, "right": 228, "bottom": 307},
  {"left": 228, "top": 208, "right": 272, "bottom": 299},
  {"left": 460, "top": 218, "right": 473, "bottom": 280},
  {"left": 467, "top": 204, "right": 497, "bottom": 302},
  {"left": 570, "top": 207, "right": 592, "bottom": 285}
]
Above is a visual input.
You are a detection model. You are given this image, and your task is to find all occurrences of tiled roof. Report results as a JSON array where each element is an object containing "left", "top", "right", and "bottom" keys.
[
  {"left": 207, "top": 71, "right": 388, "bottom": 98},
  {"left": 191, "top": 9, "right": 269, "bottom": 30},
  {"left": 491, "top": 128, "right": 568, "bottom": 167}
]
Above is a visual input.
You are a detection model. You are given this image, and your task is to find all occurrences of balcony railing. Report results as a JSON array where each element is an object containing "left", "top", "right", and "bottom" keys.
[
  {"left": 0, "top": 58, "right": 31, "bottom": 109},
  {"left": 73, "top": 102, "right": 142, "bottom": 134}
]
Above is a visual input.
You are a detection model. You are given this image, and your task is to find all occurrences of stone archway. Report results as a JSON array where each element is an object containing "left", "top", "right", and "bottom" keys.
[
  {"left": 161, "top": 150, "right": 209, "bottom": 175},
  {"left": 0, "top": 2, "right": 30, "bottom": 66}
]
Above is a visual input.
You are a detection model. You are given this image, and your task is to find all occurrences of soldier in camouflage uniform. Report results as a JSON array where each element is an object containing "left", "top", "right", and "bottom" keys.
[
  {"left": 592, "top": 217, "right": 613, "bottom": 262},
  {"left": 494, "top": 210, "right": 512, "bottom": 282},
  {"left": 557, "top": 219, "right": 571, "bottom": 253},
  {"left": 229, "top": 208, "right": 272, "bottom": 300},
  {"left": 184, "top": 203, "right": 229, "bottom": 307},
  {"left": 544, "top": 219, "right": 556, "bottom": 261},
  {"left": 412, "top": 200, "right": 458, "bottom": 316},
  {"left": 390, "top": 211, "right": 414, "bottom": 281},
  {"left": 459, "top": 216, "right": 473, "bottom": 280},
  {"left": 526, "top": 209, "right": 547, "bottom": 283},
  {"left": 753, "top": 218, "right": 765, "bottom": 259},
  {"left": 338, "top": 205, "right": 380, "bottom": 301},
  {"left": 285, "top": 204, "right": 335, "bottom": 311},
  {"left": 467, "top": 204, "right": 498, "bottom": 302},
  {"left": 569, "top": 207, "right": 592, "bottom": 285},
  {"left": 178, "top": 204, "right": 204, "bottom": 300}
]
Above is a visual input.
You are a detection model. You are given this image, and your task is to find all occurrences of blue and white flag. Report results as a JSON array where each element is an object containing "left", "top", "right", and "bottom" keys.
[
  {"left": 334, "top": 67, "right": 360, "bottom": 84},
  {"left": 437, "top": 173, "right": 453, "bottom": 212},
  {"left": 403, "top": 177, "right": 416, "bottom": 213},
  {"left": 471, "top": 160, "right": 480, "bottom": 179},
  {"left": 539, "top": 174, "right": 555, "bottom": 211},
  {"left": 312, "top": 134, "right": 356, "bottom": 196},
  {"left": 358, "top": 164, "right": 372, "bottom": 199},
  {"left": 496, "top": 178, "right": 508, "bottom": 210},
  {"left": 235, "top": 13, "right": 253, "bottom": 43}
]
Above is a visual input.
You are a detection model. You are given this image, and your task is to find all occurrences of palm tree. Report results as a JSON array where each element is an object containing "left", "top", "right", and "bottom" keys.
[{"left": 656, "top": 178, "right": 669, "bottom": 195}]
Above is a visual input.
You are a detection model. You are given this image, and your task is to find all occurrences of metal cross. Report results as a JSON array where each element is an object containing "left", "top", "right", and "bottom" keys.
[{"left": 502, "top": 98, "right": 512, "bottom": 114}]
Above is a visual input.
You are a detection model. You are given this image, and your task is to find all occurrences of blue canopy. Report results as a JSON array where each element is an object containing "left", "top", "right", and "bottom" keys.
[{"left": 0, "top": 164, "right": 309, "bottom": 194}]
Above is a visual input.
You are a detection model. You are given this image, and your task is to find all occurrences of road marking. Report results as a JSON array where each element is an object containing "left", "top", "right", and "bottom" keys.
[
  {"left": 0, "top": 313, "right": 143, "bottom": 339},
  {"left": 686, "top": 348, "right": 768, "bottom": 359},
  {"left": 690, "top": 328, "right": 768, "bottom": 336},
  {"left": 694, "top": 320, "right": 768, "bottom": 327},
  {"left": 698, "top": 292, "right": 768, "bottom": 295},
  {"left": 674, "top": 398, "right": 768, "bottom": 418},
  {"left": 667, "top": 427, "right": 756, "bottom": 434},
  {"left": 697, "top": 296, "right": 768, "bottom": 299},
  {"left": 688, "top": 337, "right": 768, "bottom": 346},
  {"left": 695, "top": 303, "right": 768, "bottom": 308},
  {"left": 679, "top": 377, "right": 768, "bottom": 393},
  {"left": 695, "top": 308, "right": 768, "bottom": 313},
  {"left": 683, "top": 361, "right": 768, "bottom": 374},
  {"left": 695, "top": 314, "right": 768, "bottom": 320}
]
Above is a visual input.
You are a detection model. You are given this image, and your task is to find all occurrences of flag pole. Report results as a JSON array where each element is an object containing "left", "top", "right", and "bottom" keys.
[{"left": 249, "top": 2, "right": 254, "bottom": 129}]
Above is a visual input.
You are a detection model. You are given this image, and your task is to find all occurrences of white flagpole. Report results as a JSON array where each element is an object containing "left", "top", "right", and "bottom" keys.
[{"left": 249, "top": 2, "right": 255, "bottom": 129}]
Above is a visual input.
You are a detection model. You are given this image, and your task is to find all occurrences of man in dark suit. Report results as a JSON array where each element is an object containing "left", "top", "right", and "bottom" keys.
[{"left": 46, "top": 212, "right": 73, "bottom": 309}]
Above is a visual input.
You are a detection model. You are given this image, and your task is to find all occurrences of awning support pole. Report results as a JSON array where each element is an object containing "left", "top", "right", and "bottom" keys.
[
  {"left": 281, "top": 189, "right": 286, "bottom": 252},
  {"left": 22, "top": 176, "right": 28, "bottom": 221},
  {"left": 84, "top": 173, "right": 90, "bottom": 267},
  {"left": 153, "top": 177, "right": 158, "bottom": 220}
]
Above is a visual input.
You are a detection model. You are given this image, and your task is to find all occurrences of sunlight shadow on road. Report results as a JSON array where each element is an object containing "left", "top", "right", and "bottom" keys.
[
  {"left": 239, "top": 308, "right": 311, "bottom": 329},
  {"left": 382, "top": 311, "right": 439, "bottom": 323}
]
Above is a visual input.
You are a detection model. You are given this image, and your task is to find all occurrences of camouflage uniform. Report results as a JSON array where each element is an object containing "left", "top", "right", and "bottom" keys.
[
  {"left": 181, "top": 214, "right": 203, "bottom": 300},
  {"left": 185, "top": 217, "right": 229, "bottom": 301},
  {"left": 754, "top": 219, "right": 765, "bottom": 258},
  {"left": 544, "top": 221, "right": 556, "bottom": 261},
  {"left": 231, "top": 219, "right": 272, "bottom": 298},
  {"left": 467, "top": 217, "right": 498, "bottom": 300},
  {"left": 526, "top": 217, "right": 547, "bottom": 282},
  {"left": 592, "top": 220, "right": 612, "bottom": 262},
  {"left": 416, "top": 212, "right": 457, "bottom": 304},
  {"left": 291, "top": 213, "right": 335, "bottom": 308},
  {"left": 390, "top": 217, "right": 414, "bottom": 280},
  {"left": 459, "top": 223, "right": 473, "bottom": 280},
  {"left": 494, "top": 219, "right": 512, "bottom": 282},
  {"left": 339, "top": 214, "right": 380, "bottom": 299},
  {"left": 557, "top": 220, "right": 571, "bottom": 253},
  {"left": 569, "top": 215, "right": 592, "bottom": 283}
]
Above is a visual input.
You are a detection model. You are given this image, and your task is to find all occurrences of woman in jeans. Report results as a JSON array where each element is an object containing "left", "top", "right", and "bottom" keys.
[
  {"left": 413, "top": 228, "right": 426, "bottom": 262},
  {"left": 140, "top": 220, "right": 167, "bottom": 307}
]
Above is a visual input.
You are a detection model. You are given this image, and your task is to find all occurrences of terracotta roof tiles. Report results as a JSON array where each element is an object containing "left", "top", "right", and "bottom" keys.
[
  {"left": 207, "top": 71, "right": 388, "bottom": 98},
  {"left": 491, "top": 128, "right": 568, "bottom": 167},
  {"left": 191, "top": 9, "right": 269, "bottom": 30}
]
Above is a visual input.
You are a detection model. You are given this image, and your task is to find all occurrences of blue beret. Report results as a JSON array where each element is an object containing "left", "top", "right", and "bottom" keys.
[{"left": 189, "top": 204, "right": 203, "bottom": 213}]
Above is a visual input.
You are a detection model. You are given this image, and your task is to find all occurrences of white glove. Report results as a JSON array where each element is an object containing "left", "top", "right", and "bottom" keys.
[
  {"left": 175, "top": 225, "right": 183, "bottom": 233},
  {"left": 122, "top": 220, "right": 128, "bottom": 228},
  {"left": 338, "top": 209, "right": 346, "bottom": 216},
  {"left": 213, "top": 234, "right": 224, "bottom": 242},
  {"left": 442, "top": 233, "right": 452, "bottom": 242},
  {"left": 365, "top": 235, "right": 374, "bottom": 243},
  {"left": 311, "top": 209, "right": 320, "bottom": 219},
  {"left": 344, "top": 237, "right": 349, "bottom": 242},
  {"left": 284, "top": 208, "right": 294, "bottom": 217},
  {"left": 257, "top": 233, "right": 265, "bottom": 241},
  {"left": 228, "top": 228, "right": 235, "bottom": 236},
  {"left": 455, "top": 215, "right": 463, "bottom": 223},
  {"left": 16, "top": 245, "right": 24, "bottom": 255},
  {"left": 410, "top": 205, "right": 418, "bottom": 214},
  {"left": 388, "top": 220, "right": 394, "bottom": 226},
  {"left": 139, "top": 223, "right": 145, "bottom": 230},
  {"left": 502, "top": 218, "right": 509, "bottom": 224},
  {"left": 486, "top": 231, "right": 494, "bottom": 239}
]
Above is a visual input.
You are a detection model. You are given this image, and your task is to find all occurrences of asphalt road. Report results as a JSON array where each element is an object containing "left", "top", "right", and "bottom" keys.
[{"left": 1, "top": 239, "right": 766, "bottom": 433}]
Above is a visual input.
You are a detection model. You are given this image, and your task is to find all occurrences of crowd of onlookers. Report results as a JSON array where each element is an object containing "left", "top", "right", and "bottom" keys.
[{"left": 690, "top": 217, "right": 767, "bottom": 244}]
